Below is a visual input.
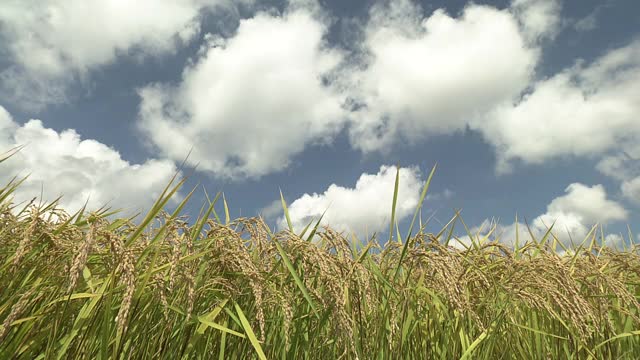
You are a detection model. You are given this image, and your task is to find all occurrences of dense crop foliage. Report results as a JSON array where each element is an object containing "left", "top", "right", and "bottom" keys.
[{"left": 1, "top": 156, "right": 639, "bottom": 359}]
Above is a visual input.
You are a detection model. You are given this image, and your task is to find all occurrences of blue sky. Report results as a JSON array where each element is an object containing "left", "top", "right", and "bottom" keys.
[{"left": 0, "top": 0, "right": 639, "bottom": 247}]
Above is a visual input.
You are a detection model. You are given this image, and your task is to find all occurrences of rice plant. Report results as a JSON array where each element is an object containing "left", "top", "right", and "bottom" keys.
[{"left": 0, "top": 160, "right": 639, "bottom": 359}]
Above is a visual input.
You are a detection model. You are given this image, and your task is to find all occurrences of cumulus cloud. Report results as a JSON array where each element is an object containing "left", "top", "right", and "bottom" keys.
[
  {"left": 135, "top": 0, "right": 564, "bottom": 180},
  {"left": 542, "top": 183, "right": 628, "bottom": 224},
  {"left": 524, "top": 183, "right": 627, "bottom": 247},
  {"left": 274, "top": 165, "right": 424, "bottom": 237},
  {"left": 477, "top": 40, "right": 640, "bottom": 174},
  {"left": 621, "top": 178, "right": 640, "bottom": 204},
  {"left": 138, "top": 9, "right": 347, "bottom": 179},
  {"left": 0, "top": 0, "right": 249, "bottom": 110},
  {"left": 455, "top": 183, "right": 628, "bottom": 249},
  {"left": 0, "top": 105, "right": 178, "bottom": 214},
  {"left": 346, "top": 0, "right": 558, "bottom": 152},
  {"left": 344, "top": 0, "right": 639, "bottom": 196}
]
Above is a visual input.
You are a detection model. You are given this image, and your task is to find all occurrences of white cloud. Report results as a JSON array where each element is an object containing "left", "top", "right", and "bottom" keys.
[
  {"left": 426, "top": 188, "right": 454, "bottom": 202},
  {"left": 458, "top": 183, "right": 628, "bottom": 248},
  {"left": 511, "top": 0, "right": 561, "bottom": 41},
  {"left": 339, "top": 0, "right": 639, "bottom": 191},
  {"left": 261, "top": 187, "right": 452, "bottom": 233},
  {"left": 138, "top": 9, "right": 347, "bottom": 179},
  {"left": 573, "top": 1, "right": 612, "bottom": 33},
  {"left": 0, "top": 0, "right": 248, "bottom": 110},
  {"left": 346, "top": 0, "right": 557, "bottom": 152},
  {"left": 0, "top": 106, "right": 178, "bottom": 214},
  {"left": 543, "top": 183, "right": 627, "bottom": 224},
  {"left": 0, "top": 106, "right": 15, "bottom": 148},
  {"left": 596, "top": 153, "right": 640, "bottom": 182},
  {"left": 603, "top": 233, "right": 626, "bottom": 249},
  {"left": 621, "top": 178, "right": 640, "bottom": 204},
  {"left": 258, "top": 199, "right": 286, "bottom": 226},
  {"left": 573, "top": 13, "right": 598, "bottom": 32},
  {"left": 596, "top": 145, "right": 640, "bottom": 204},
  {"left": 595, "top": 137, "right": 640, "bottom": 205},
  {"left": 277, "top": 165, "right": 424, "bottom": 237},
  {"left": 526, "top": 183, "right": 626, "bottom": 247},
  {"left": 126, "top": 0, "right": 563, "bottom": 181},
  {"left": 477, "top": 40, "right": 640, "bottom": 174}
]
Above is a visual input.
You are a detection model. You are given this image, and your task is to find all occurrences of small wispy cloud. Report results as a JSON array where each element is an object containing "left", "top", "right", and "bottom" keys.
[{"left": 573, "top": 1, "right": 613, "bottom": 32}]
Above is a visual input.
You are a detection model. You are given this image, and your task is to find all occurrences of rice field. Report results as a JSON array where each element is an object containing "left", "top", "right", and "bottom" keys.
[{"left": 1, "top": 159, "right": 639, "bottom": 359}]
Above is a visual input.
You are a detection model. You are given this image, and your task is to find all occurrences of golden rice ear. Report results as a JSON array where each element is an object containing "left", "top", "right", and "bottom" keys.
[{"left": 0, "top": 175, "right": 638, "bottom": 358}]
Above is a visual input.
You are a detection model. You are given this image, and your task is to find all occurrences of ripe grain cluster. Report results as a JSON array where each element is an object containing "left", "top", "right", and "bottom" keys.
[{"left": 0, "top": 163, "right": 639, "bottom": 359}]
